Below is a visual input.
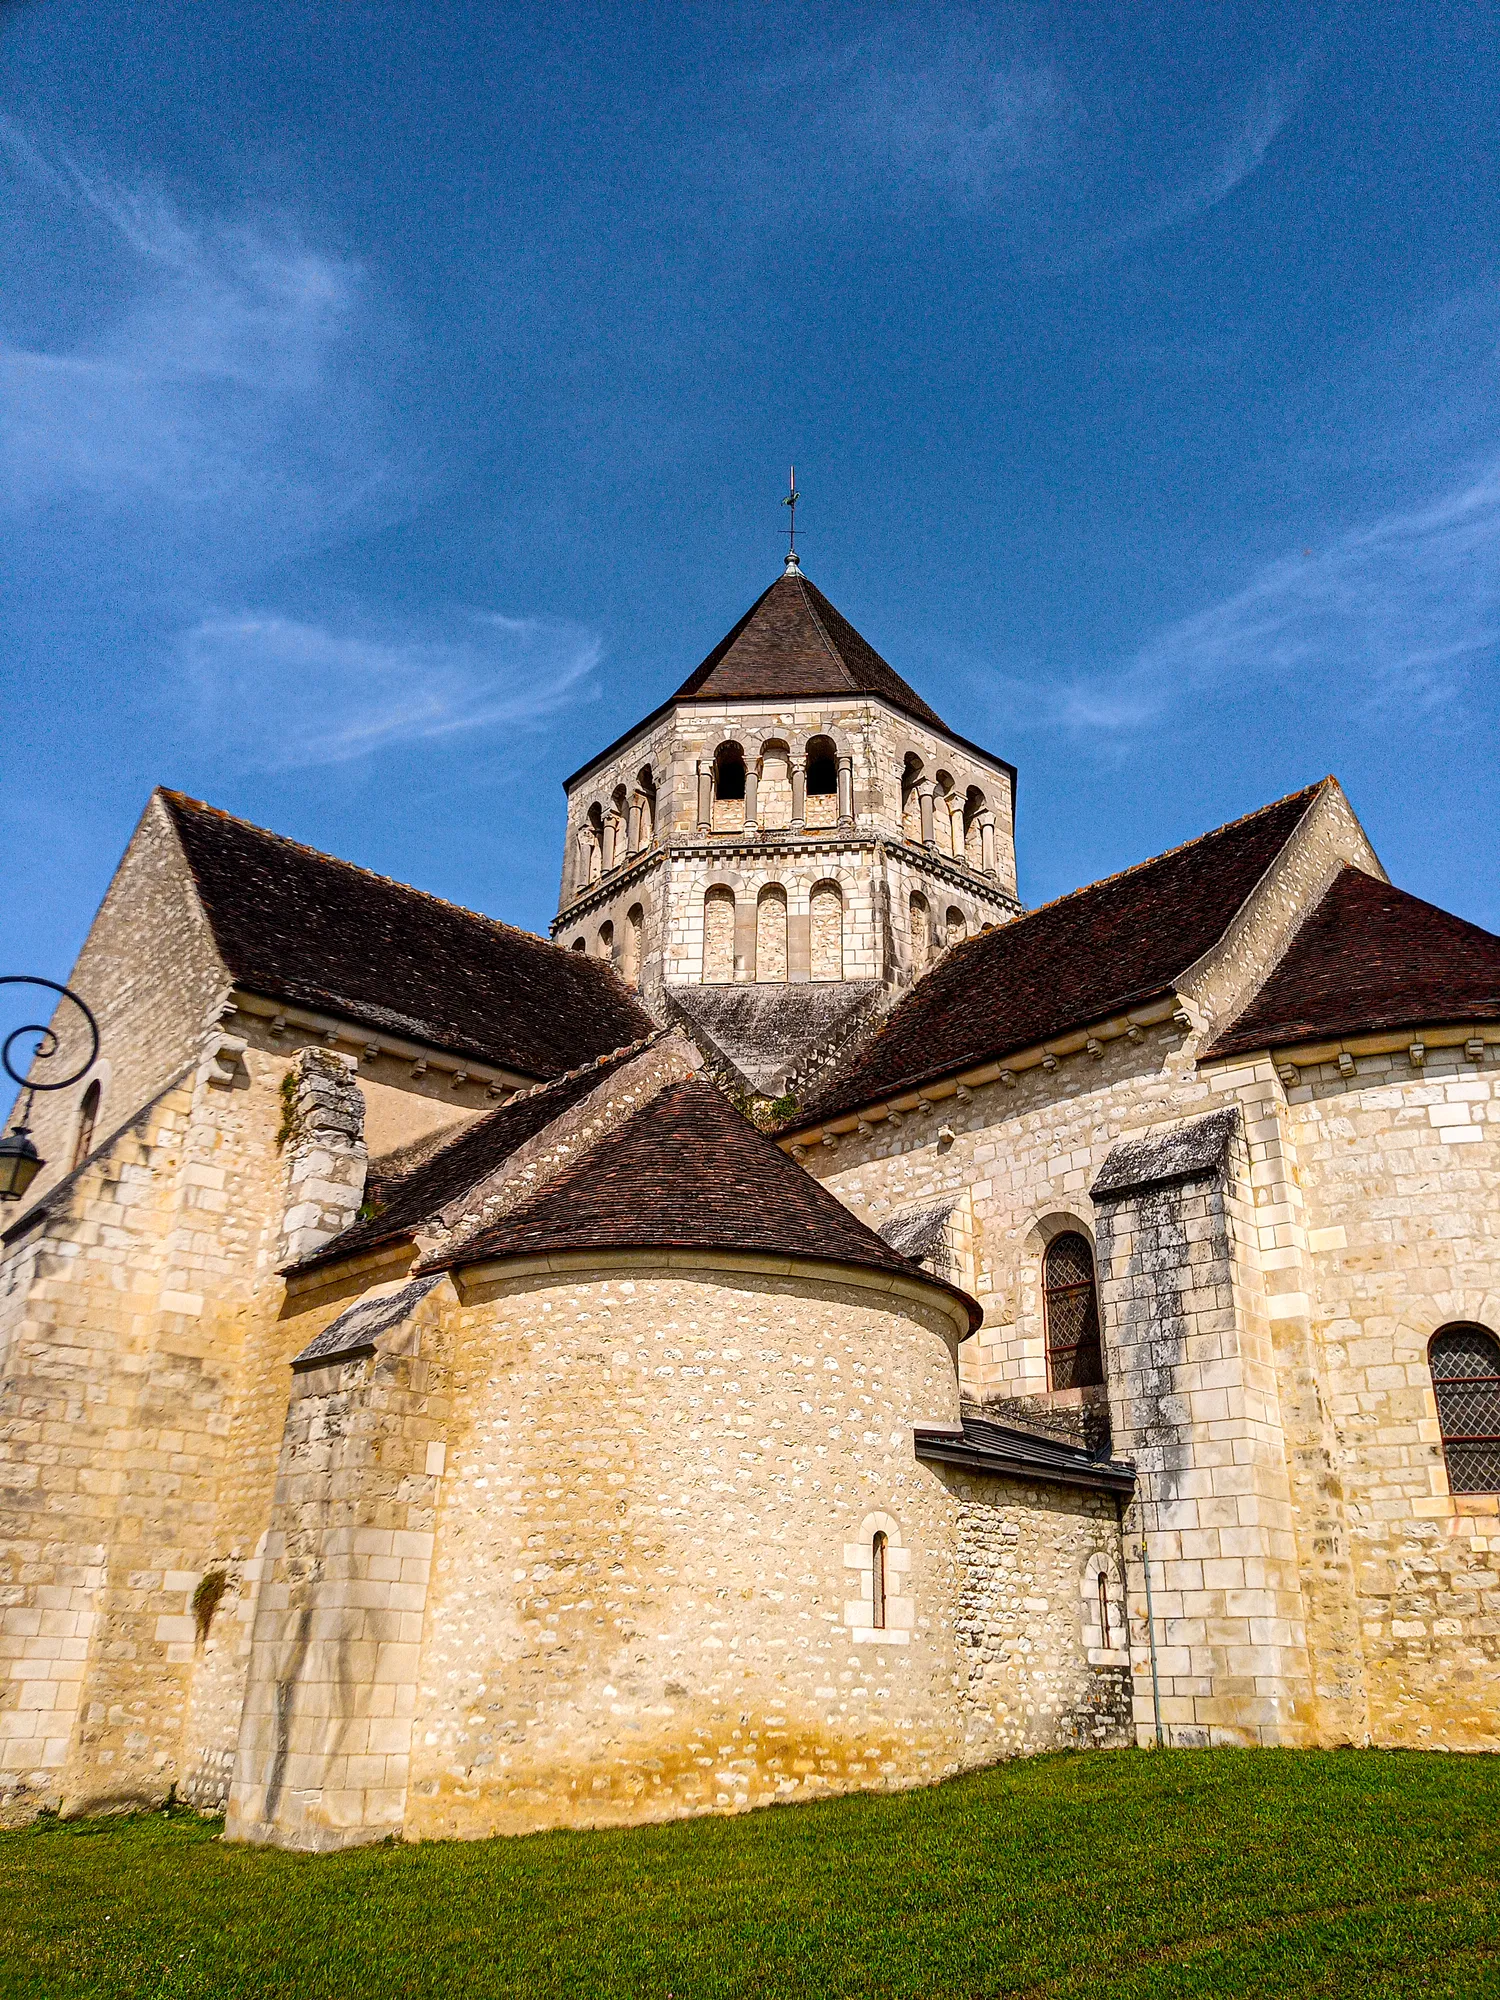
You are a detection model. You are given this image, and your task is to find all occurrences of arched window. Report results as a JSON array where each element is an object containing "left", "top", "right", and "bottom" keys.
[
  {"left": 901, "top": 754, "right": 924, "bottom": 844},
  {"left": 595, "top": 921, "right": 614, "bottom": 961},
  {"left": 945, "top": 906, "right": 967, "bottom": 949},
  {"left": 871, "top": 1531, "right": 888, "bottom": 1630},
  {"left": 72, "top": 1080, "right": 100, "bottom": 1170},
  {"left": 909, "top": 891, "right": 932, "bottom": 973},
  {"left": 1044, "top": 1231, "right": 1104, "bottom": 1391},
  {"left": 622, "top": 904, "right": 644, "bottom": 988},
  {"left": 757, "top": 741, "right": 792, "bottom": 829},
  {"left": 1430, "top": 1324, "right": 1500, "bottom": 1494},
  {"left": 804, "top": 736, "right": 838, "bottom": 829},
  {"left": 703, "top": 886, "right": 735, "bottom": 983},
  {"left": 585, "top": 803, "right": 605, "bottom": 884},
  {"left": 1098, "top": 1569, "right": 1112, "bottom": 1650},
  {"left": 755, "top": 883, "right": 788, "bottom": 983},
  {"left": 712, "top": 743, "right": 746, "bottom": 833},
  {"left": 964, "top": 787, "right": 986, "bottom": 867},
  {"left": 810, "top": 880, "right": 844, "bottom": 981},
  {"left": 570, "top": 937, "right": 586, "bottom": 952},
  {"left": 634, "top": 766, "right": 657, "bottom": 849},
  {"left": 713, "top": 742, "right": 745, "bottom": 800}
]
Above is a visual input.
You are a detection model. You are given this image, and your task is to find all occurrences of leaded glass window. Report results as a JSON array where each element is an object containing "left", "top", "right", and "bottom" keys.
[
  {"left": 1431, "top": 1324, "right": 1500, "bottom": 1494},
  {"left": 1044, "top": 1231, "right": 1104, "bottom": 1391}
]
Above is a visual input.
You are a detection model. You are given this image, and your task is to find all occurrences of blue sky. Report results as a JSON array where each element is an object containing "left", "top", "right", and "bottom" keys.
[{"left": 3, "top": 1, "right": 1499, "bottom": 1013}]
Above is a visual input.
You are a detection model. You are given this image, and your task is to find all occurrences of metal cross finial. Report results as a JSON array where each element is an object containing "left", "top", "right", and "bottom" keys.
[{"left": 782, "top": 465, "right": 801, "bottom": 573}]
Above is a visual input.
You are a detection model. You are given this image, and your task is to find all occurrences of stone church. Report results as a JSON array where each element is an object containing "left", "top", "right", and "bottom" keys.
[{"left": 2, "top": 550, "right": 1499, "bottom": 1850}]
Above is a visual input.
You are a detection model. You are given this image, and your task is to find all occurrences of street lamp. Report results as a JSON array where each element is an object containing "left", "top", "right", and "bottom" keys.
[{"left": 0, "top": 978, "right": 100, "bottom": 1204}]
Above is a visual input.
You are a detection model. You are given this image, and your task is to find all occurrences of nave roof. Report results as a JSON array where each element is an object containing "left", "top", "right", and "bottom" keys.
[
  {"left": 787, "top": 781, "right": 1328, "bottom": 1128},
  {"left": 160, "top": 790, "right": 653, "bottom": 1080}
]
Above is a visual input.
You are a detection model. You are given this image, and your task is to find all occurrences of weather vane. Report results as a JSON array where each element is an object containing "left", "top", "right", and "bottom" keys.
[{"left": 782, "top": 465, "right": 801, "bottom": 572}]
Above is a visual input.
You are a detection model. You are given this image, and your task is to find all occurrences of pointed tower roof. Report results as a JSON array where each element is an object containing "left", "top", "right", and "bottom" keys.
[{"left": 669, "top": 566, "right": 950, "bottom": 732}]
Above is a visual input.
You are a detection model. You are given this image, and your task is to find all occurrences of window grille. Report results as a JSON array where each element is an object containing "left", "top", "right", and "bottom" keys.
[
  {"left": 1044, "top": 1231, "right": 1104, "bottom": 1391},
  {"left": 1431, "top": 1324, "right": 1500, "bottom": 1494}
]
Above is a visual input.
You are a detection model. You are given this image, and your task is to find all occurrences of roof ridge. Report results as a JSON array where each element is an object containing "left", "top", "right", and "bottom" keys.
[
  {"left": 158, "top": 788, "right": 559, "bottom": 956},
  {"left": 791, "top": 572, "right": 859, "bottom": 690},
  {"left": 997, "top": 779, "right": 1328, "bottom": 933}
]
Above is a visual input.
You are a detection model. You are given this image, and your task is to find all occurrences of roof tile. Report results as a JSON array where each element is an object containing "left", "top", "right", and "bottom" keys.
[
  {"left": 670, "top": 572, "right": 950, "bottom": 732},
  {"left": 427, "top": 1076, "right": 980, "bottom": 1325},
  {"left": 790, "top": 783, "right": 1323, "bottom": 1127},
  {"left": 1210, "top": 867, "right": 1500, "bottom": 1056},
  {"left": 160, "top": 790, "right": 653, "bottom": 1078}
]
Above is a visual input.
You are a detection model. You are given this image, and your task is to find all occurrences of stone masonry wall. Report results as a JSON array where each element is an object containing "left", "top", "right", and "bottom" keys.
[
  {"left": 1223, "top": 1037, "right": 1500, "bottom": 1748},
  {"left": 12, "top": 794, "right": 228, "bottom": 1213}
]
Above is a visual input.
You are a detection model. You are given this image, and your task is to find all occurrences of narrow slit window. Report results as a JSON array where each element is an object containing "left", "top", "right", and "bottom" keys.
[
  {"left": 871, "top": 1531, "right": 888, "bottom": 1630},
  {"left": 72, "top": 1080, "right": 100, "bottom": 1170},
  {"left": 1044, "top": 1231, "right": 1104, "bottom": 1390},
  {"left": 1097, "top": 1569, "right": 1111, "bottom": 1649},
  {"left": 1431, "top": 1324, "right": 1500, "bottom": 1494}
]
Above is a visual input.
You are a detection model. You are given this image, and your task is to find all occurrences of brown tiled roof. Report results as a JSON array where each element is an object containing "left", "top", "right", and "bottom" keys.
[
  {"left": 296, "top": 1062, "right": 623, "bottom": 1271},
  {"left": 1210, "top": 867, "right": 1500, "bottom": 1057},
  {"left": 160, "top": 791, "right": 652, "bottom": 1078},
  {"left": 427, "top": 1077, "right": 981, "bottom": 1326},
  {"left": 669, "top": 570, "right": 951, "bottom": 732},
  {"left": 788, "top": 783, "right": 1326, "bottom": 1129}
]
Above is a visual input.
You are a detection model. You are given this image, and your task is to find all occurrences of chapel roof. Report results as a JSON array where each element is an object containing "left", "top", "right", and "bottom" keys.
[
  {"left": 425, "top": 1075, "right": 982, "bottom": 1326},
  {"left": 1209, "top": 866, "right": 1500, "bottom": 1057},
  {"left": 668, "top": 568, "right": 951, "bottom": 732},
  {"left": 159, "top": 789, "right": 653, "bottom": 1079},
  {"left": 786, "top": 781, "right": 1327, "bottom": 1129},
  {"left": 296, "top": 1058, "right": 631, "bottom": 1271}
]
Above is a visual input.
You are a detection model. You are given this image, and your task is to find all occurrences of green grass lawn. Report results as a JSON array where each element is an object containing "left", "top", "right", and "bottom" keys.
[{"left": 2, "top": 1749, "right": 1497, "bottom": 1999}]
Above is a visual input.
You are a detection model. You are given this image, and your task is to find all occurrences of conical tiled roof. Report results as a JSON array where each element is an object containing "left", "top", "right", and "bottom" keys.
[
  {"left": 670, "top": 569, "right": 950, "bottom": 732},
  {"left": 426, "top": 1076, "right": 980, "bottom": 1326}
]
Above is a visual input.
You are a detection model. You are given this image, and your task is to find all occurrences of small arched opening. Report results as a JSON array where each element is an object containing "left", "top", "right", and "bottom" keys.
[
  {"left": 901, "top": 754, "right": 925, "bottom": 844},
  {"left": 703, "top": 885, "right": 735, "bottom": 983},
  {"left": 622, "top": 904, "right": 645, "bottom": 988},
  {"left": 810, "top": 879, "right": 844, "bottom": 981},
  {"left": 595, "top": 920, "right": 614, "bottom": 962},
  {"left": 909, "top": 891, "right": 932, "bottom": 974},
  {"left": 755, "top": 883, "right": 788, "bottom": 983},
  {"left": 804, "top": 736, "right": 839, "bottom": 829},
  {"left": 72, "top": 1079, "right": 101, "bottom": 1171}
]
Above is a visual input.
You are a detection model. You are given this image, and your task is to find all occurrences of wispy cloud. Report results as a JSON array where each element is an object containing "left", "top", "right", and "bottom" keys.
[
  {"left": 818, "top": 36, "right": 1079, "bottom": 206},
  {"left": 1038, "top": 464, "right": 1500, "bottom": 734},
  {"left": 0, "top": 117, "right": 398, "bottom": 563},
  {"left": 740, "top": 28, "right": 1303, "bottom": 254},
  {"left": 1128, "top": 65, "right": 1306, "bottom": 242},
  {"left": 177, "top": 610, "right": 603, "bottom": 770}
]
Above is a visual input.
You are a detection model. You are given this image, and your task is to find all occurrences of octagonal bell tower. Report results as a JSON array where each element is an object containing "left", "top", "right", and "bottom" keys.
[{"left": 550, "top": 550, "right": 1021, "bottom": 1096}]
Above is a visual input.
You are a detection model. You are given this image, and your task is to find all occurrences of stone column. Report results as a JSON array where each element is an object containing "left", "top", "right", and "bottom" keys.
[
  {"left": 790, "top": 758, "right": 806, "bottom": 832},
  {"left": 277, "top": 1048, "right": 368, "bottom": 1268},
  {"left": 744, "top": 759, "right": 759, "bottom": 834},
  {"left": 979, "top": 812, "right": 996, "bottom": 875},
  {"left": 919, "top": 784, "right": 936, "bottom": 849},
  {"left": 948, "top": 796, "right": 965, "bottom": 857},
  {"left": 837, "top": 754, "right": 854, "bottom": 827},
  {"left": 696, "top": 762, "right": 712, "bottom": 832},
  {"left": 626, "top": 797, "right": 642, "bottom": 854}
]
